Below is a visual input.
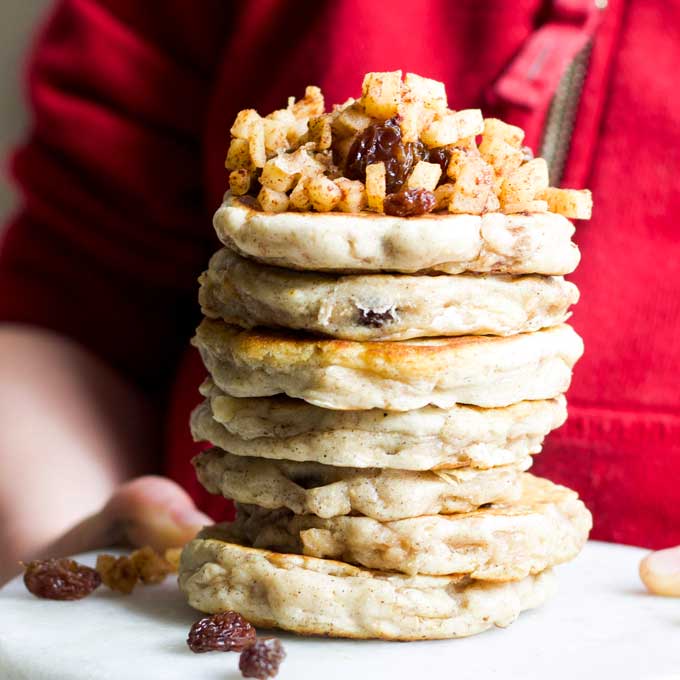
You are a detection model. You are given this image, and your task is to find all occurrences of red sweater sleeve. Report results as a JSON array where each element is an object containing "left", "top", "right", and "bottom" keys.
[{"left": 0, "top": 0, "right": 232, "bottom": 391}]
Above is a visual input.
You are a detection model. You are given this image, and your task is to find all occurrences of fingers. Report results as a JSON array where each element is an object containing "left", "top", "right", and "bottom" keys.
[
  {"left": 1, "top": 476, "right": 210, "bottom": 587},
  {"left": 640, "top": 545, "right": 680, "bottom": 597},
  {"left": 102, "top": 475, "right": 211, "bottom": 552},
  {"left": 1, "top": 512, "right": 112, "bottom": 586}
]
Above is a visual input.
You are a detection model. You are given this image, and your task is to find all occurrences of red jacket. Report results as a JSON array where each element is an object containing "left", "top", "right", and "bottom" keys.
[{"left": 2, "top": 0, "right": 679, "bottom": 547}]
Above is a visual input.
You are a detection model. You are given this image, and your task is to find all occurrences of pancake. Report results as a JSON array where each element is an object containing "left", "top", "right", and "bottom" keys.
[
  {"left": 200, "top": 248, "right": 579, "bottom": 341},
  {"left": 193, "top": 320, "right": 583, "bottom": 410},
  {"left": 191, "top": 385, "right": 566, "bottom": 470},
  {"left": 214, "top": 193, "right": 580, "bottom": 275},
  {"left": 179, "top": 537, "right": 555, "bottom": 640},
  {"left": 217, "top": 474, "right": 591, "bottom": 579},
  {"left": 193, "top": 447, "right": 530, "bottom": 521}
]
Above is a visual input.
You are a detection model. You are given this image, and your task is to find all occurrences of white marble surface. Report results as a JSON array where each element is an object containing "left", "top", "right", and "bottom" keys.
[{"left": 0, "top": 541, "right": 678, "bottom": 680}]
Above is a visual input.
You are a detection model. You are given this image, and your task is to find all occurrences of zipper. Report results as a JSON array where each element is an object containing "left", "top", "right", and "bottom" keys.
[
  {"left": 539, "top": 41, "right": 592, "bottom": 185},
  {"left": 539, "top": 1, "right": 609, "bottom": 184},
  {"left": 485, "top": 0, "right": 606, "bottom": 185}
]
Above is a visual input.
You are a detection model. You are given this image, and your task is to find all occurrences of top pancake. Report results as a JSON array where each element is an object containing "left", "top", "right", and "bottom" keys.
[{"left": 213, "top": 193, "right": 580, "bottom": 275}]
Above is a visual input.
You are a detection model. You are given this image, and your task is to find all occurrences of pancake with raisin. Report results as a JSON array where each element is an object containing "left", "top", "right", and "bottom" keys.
[
  {"left": 191, "top": 381, "right": 567, "bottom": 470},
  {"left": 213, "top": 474, "right": 592, "bottom": 580},
  {"left": 179, "top": 537, "right": 555, "bottom": 640},
  {"left": 193, "top": 447, "right": 530, "bottom": 521},
  {"left": 213, "top": 193, "right": 580, "bottom": 275},
  {"left": 193, "top": 319, "right": 583, "bottom": 411},
  {"left": 200, "top": 247, "right": 579, "bottom": 341}
]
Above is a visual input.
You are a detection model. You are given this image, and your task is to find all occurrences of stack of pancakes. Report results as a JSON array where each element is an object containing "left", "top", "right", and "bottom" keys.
[{"left": 179, "top": 196, "right": 592, "bottom": 640}]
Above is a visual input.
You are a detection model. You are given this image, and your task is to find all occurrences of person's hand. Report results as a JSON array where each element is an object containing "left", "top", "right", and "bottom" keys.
[
  {"left": 640, "top": 545, "right": 680, "bottom": 597},
  {"left": 54, "top": 474, "right": 212, "bottom": 556},
  {"left": 2, "top": 476, "right": 211, "bottom": 585},
  {"left": 95, "top": 476, "right": 212, "bottom": 551}
]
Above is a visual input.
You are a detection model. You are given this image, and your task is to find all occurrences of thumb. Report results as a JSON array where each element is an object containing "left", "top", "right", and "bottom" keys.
[{"left": 102, "top": 476, "right": 212, "bottom": 552}]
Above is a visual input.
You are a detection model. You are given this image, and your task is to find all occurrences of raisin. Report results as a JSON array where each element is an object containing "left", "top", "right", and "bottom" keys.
[
  {"left": 291, "top": 473, "right": 325, "bottom": 489},
  {"left": 356, "top": 305, "right": 397, "bottom": 328},
  {"left": 427, "top": 146, "right": 452, "bottom": 184},
  {"left": 247, "top": 168, "right": 262, "bottom": 196},
  {"left": 239, "top": 638, "right": 286, "bottom": 679},
  {"left": 23, "top": 558, "right": 101, "bottom": 600},
  {"left": 130, "top": 546, "right": 172, "bottom": 585},
  {"left": 164, "top": 547, "right": 182, "bottom": 573},
  {"left": 345, "top": 117, "right": 428, "bottom": 194},
  {"left": 187, "top": 611, "right": 257, "bottom": 653},
  {"left": 383, "top": 188, "right": 436, "bottom": 217},
  {"left": 96, "top": 554, "right": 139, "bottom": 594},
  {"left": 236, "top": 194, "right": 259, "bottom": 209}
]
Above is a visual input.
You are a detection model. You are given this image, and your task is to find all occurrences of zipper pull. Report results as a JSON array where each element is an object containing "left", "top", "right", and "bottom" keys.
[{"left": 486, "top": 0, "right": 603, "bottom": 112}]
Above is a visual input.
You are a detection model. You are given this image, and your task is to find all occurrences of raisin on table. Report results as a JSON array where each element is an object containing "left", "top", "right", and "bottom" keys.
[
  {"left": 187, "top": 611, "right": 257, "bottom": 653},
  {"left": 23, "top": 558, "right": 101, "bottom": 600},
  {"left": 96, "top": 554, "right": 139, "bottom": 594},
  {"left": 239, "top": 638, "right": 286, "bottom": 679},
  {"left": 130, "top": 546, "right": 172, "bottom": 585}
]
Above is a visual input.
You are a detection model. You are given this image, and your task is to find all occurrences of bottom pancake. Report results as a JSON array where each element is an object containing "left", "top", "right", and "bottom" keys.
[{"left": 179, "top": 537, "right": 555, "bottom": 641}]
